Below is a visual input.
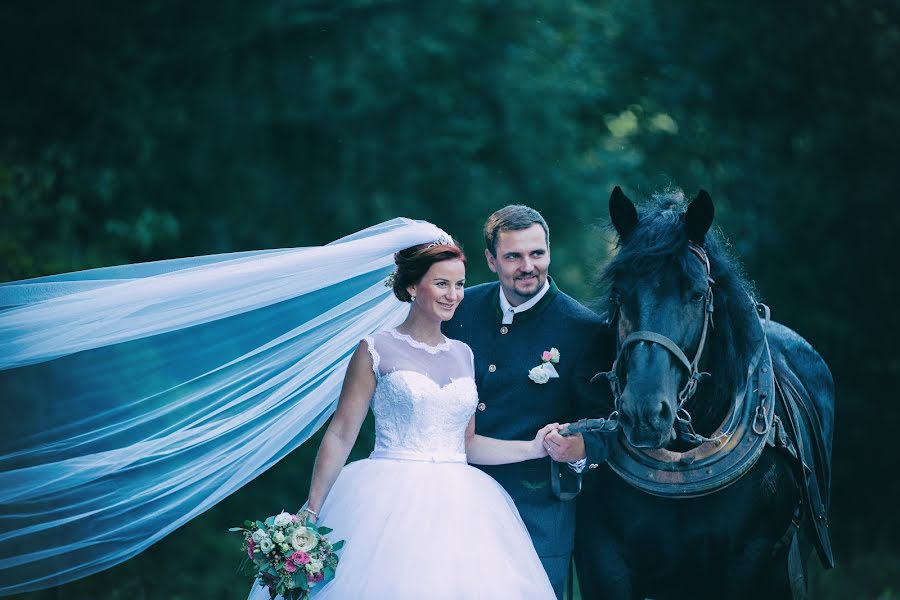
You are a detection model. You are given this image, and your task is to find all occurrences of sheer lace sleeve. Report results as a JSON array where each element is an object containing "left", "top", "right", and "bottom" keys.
[
  {"left": 362, "top": 336, "right": 380, "bottom": 380},
  {"left": 461, "top": 342, "right": 475, "bottom": 376}
]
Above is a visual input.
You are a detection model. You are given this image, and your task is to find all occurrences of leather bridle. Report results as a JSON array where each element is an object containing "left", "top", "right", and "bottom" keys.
[{"left": 591, "top": 242, "right": 717, "bottom": 445}]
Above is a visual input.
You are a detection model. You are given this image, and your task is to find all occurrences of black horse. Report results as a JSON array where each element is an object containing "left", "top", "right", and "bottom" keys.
[{"left": 572, "top": 188, "right": 834, "bottom": 599}]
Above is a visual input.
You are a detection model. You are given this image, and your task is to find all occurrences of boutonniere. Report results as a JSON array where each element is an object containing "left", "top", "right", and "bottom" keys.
[{"left": 528, "top": 347, "right": 560, "bottom": 384}]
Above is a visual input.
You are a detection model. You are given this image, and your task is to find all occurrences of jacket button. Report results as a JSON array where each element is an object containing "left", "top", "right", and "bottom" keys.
[
  {"left": 488, "top": 364, "right": 497, "bottom": 373},
  {"left": 500, "top": 326, "right": 509, "bottom": 334},
  {"left": 477, "top": 402, "right": 486, "bottom": 412},
  {"left": 588, "top": 463, "right": 599, "bottom": 470}
]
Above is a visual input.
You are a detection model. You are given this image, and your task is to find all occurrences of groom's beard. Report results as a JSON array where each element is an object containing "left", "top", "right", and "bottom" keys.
[{"left": 511, "top": 272, "right": 544, "bottom": 299}]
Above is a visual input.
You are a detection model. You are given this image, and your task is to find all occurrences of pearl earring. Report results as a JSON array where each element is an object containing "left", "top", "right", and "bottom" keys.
[{"left": 411, "top": 295, "right": 416, "bottom": 302}]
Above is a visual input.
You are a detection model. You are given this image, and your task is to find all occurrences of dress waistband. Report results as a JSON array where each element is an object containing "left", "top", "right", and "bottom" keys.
[{"left": 369, "top": 450, "right": 468, "bottom": 464}]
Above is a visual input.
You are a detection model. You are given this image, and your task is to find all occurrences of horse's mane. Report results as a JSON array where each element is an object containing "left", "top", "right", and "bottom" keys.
[{"left": 598, "top": 189, "right": 762, "bottom": 431}]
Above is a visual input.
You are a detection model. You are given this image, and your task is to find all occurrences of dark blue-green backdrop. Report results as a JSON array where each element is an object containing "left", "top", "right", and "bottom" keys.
[{"left": 2, "top": 2, "right": 897, "bottom": 597}]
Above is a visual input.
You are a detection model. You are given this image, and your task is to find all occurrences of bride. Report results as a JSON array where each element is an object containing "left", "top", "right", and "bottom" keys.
[
  {"left": 0, "top": 219, "right": 554, "bottom": 598},
  {"left": 248, "top": 236, "right": 558, "bottom": 599}
]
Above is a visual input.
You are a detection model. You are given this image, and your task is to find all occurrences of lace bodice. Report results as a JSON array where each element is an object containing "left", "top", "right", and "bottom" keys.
[{"left": 363, "top": 329, "right": 478, "bottom": 461}]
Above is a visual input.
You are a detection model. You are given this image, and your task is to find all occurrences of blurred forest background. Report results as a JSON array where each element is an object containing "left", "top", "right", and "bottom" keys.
[{"left": 2, "top": 1, "right": 899, "bottom": 598}]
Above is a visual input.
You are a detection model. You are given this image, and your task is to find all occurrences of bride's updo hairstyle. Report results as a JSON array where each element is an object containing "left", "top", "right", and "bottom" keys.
[{"left": 391, "top": 240, "right": 466, "bottom": 302}]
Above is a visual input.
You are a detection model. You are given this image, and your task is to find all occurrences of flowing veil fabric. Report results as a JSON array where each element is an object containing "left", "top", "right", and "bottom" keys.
[{"left": 0, "top": 217, "right": 448, "bottom": 595}]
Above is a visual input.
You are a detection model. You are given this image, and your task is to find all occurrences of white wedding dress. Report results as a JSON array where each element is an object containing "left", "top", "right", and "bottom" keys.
[{"left": 248, "top": 329, "right": 555, "bottom": 599}]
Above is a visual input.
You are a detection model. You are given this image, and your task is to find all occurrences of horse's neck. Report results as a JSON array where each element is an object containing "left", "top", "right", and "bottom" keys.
[
  {"left": 684, "top": 305, "right": 760, "bottom": 437},
  {"left": 682, "top": 380, "right": 730, "bottom": 438}
]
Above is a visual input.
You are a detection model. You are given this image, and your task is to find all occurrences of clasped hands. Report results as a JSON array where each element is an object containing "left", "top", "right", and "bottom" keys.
[{"left": 532, "top": 422, "right": 585, "bottom": 463}]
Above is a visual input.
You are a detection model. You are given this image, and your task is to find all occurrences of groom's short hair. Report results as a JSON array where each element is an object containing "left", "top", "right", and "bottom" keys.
[{"left": 484, "top": 205, "right": 550, "bottom": 257}]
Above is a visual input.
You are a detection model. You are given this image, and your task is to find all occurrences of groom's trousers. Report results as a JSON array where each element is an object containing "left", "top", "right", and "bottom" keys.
[{"left": 540, "top": 553, "right": 570, "bottom": 599}]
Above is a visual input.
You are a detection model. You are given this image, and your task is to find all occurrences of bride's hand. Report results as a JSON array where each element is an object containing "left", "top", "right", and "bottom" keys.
[
  {"left": 298, "top": 508, "right": 318, "bottom": 525},
  {"left": 532, "top": 423, "right": 560, "bottom": 459}
]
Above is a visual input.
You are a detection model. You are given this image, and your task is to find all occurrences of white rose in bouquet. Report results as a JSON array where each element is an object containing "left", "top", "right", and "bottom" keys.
[
  {"left": 291, "top": 527, "right": 318, "bottom": 552},
  {"left": 258, "top": 537, "right": 275, "bottom": 553},
  {"left": 272, "top": 531, "right": 286, "bottom": 543},
  {"left": 306, "top": 559, "right": 324, "bottom": 573},
  {"left": 251, "top": 528, "right": 268, "bottom": 543},
  {"left": 273, "top": 511, "right": 293, "bottom": 527}
]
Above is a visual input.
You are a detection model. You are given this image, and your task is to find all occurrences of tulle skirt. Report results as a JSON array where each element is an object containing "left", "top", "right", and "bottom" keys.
[{"left": 247, "top": 454, "right": 555, "bottom": 599}]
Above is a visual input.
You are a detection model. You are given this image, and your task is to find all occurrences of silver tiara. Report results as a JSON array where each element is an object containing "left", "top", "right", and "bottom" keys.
[{"left": 425, "top": 234, "right": 454, "bottom": 249}]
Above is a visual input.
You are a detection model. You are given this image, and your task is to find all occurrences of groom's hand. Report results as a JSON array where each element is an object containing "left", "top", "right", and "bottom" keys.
[{"left": 544, "top": 425, "right": 586, "bottom": 463}]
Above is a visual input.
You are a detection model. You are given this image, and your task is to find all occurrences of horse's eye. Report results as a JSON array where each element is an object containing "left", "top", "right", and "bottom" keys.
[{"left": 690, "top": 291, "right": 706, "bottom": 303}]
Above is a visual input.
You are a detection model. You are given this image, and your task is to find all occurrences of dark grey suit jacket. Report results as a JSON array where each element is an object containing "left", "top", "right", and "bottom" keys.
[{"left": 443, "top": 278, "right": 614, "bottom": 558}]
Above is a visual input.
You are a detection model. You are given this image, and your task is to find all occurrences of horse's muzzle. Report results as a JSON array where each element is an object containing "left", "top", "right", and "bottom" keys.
[
  {"left": 618, "top": 388, "right": 677, "bottom": 444},
  {"left": 620, "top": 420, "right": 676, "bottom": 449}
]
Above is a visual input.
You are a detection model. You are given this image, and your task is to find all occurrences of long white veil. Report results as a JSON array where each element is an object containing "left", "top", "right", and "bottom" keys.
[{"left": 0, "top": 217, "right": 447, "bottom": 595}]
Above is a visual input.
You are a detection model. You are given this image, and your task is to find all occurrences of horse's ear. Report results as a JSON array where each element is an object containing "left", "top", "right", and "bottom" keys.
[
  {"left": 610, "top": 186, "right": 638, "bottom": 239},
  {"left": 685, "top": 189, "right": 714, "bottom": 244}
]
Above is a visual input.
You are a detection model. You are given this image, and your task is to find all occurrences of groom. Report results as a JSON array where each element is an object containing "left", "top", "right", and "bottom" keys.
[{"left": 443, "top": 205, "right": 615, "bottom": 597}]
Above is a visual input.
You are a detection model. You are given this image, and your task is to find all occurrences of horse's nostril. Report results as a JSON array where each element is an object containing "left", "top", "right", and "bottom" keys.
[{"left": 657, "top": 400, "right": 672, "bottom": 424}]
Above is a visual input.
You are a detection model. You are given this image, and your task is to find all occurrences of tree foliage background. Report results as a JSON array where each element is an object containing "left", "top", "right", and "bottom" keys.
[{"left": 2, "top": 1, "right": 898, "bottom": 598}]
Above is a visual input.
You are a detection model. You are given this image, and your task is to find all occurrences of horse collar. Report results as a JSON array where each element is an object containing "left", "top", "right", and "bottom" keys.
[{"left": 604, "top": 305, "right": 777, "bottom": 498}]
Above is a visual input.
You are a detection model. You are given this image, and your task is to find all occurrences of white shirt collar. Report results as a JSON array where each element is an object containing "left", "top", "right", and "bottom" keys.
[{"left": 499, "top": 279, "right": 551, "bottom": 324}]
